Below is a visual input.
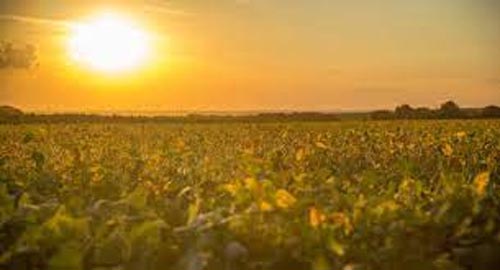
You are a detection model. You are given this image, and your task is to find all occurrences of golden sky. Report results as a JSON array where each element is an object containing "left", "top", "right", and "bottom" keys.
[{"left": 1, "top": 0, "right": 499, "bottom": 112}]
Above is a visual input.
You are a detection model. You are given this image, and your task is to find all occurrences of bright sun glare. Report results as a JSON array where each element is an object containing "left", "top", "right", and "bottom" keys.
[{"left": 69, "top": 13, "right": 151, "bottom": 73}]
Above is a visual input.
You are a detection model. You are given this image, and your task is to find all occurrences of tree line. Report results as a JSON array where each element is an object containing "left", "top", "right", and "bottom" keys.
[
  {"left": 370, "top": 101, "right": 500, "bottom": 120},
  {"left": 1, "top": 102, "right": 500, "bottom": 124},
  {"left": 0, "top": 106, "right": 340, "bottom": 124}
]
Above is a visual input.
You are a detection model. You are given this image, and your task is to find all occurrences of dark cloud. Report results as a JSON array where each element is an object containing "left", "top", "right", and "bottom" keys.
[{"left": 0, "top": 41, "right": 37, "bottom": 69}]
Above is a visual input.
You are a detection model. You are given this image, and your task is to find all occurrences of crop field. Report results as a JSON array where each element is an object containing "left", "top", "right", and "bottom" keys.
[{"left": 1, "top": 120, "right": 500, "bottom": 270}]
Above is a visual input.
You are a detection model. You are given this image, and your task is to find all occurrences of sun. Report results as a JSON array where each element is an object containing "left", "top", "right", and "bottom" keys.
[{"left": 69, "top": 13, "right": 152, "bottom": 73}]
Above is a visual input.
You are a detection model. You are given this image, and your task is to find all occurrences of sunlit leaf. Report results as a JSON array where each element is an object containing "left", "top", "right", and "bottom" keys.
[
  {"left": 315, "top": 142, "right": 328, "bottom": 149},
  {"left": 296, "top": 148, "right": 305, "bottom": 161},
  {"left": 187, "top": 196, "right": 200, "bottom": 225},
  {"left": 259, "top": 200, "right": 273, "bottom": 212},
  {"left": 328, "top": 237, "right": 345, "bottom": 256},
  {"left": 442, "top": 143, "right": 453, "bottom": 157},
  {"left": 309, "top": 207, "right": 325, "bottom": 228},
  {"left": 275, "top": 189, "right": 297, "bottom": 209},
  {"left": 473, "top": 171, "right": 490, "bottom": 197}
]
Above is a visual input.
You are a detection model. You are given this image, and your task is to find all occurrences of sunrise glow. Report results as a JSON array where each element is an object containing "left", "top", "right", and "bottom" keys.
[{"left": 69, "top": 13, "right": 151, "bottom": 73}]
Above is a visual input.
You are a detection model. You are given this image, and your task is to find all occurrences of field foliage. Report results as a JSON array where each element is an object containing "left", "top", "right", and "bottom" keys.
[{"left": 1, "top": 121, "right": 500, "bottom": 270}]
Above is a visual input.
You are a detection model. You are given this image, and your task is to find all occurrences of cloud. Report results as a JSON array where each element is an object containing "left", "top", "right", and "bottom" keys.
[
  {"left": 0, "top": 14, "right": 71, "bottom": 27},
  {"left": 0, "top": 42, "right": 37, "bottom": 69},
  {"left": 0, "top": 4, "right": 191, "bottom": 27},
  {"left": 112, "top": 0, "right": 195, "bottom": 17},
  {"left": 143, "top": 3, "right": 194, "bottom": 17}
]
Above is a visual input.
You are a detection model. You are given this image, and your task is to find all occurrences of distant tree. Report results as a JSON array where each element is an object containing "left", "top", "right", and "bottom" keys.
[
  {"left": 481, "top": 105, "right": 500, "bottom": 118},
  {"left": 0, "top": 105, "right": 23, "bottom": 116},
  {"left": 0, "top": 105, "right": 23, "bottom": 123},
  {"left": 0, "top": 42, "right": 37, "bottom": 69},
  {"left": 415, "top": 107, "right": 434, "bottom": 119},
  {"left": 395, "top": 104, "right": 415, "bottom": 119},
  {"left": 370, "top": 110, "right": 394, "bottom": 120},
  {"left": 439, "top": 101, "right": 462, "bottom": 118}
]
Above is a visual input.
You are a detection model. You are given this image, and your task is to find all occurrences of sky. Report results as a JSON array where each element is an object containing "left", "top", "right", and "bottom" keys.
[{"left": 0, "top": 0, "right": 499, "bottom": 112}]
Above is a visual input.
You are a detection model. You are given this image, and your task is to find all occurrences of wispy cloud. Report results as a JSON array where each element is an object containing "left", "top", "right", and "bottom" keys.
[
  {"left": 143, "top": 1, "right": 194, "bottom": 17},
  {"left": 0, "top": 14, "right": 72, "bottom": 27},
  {"left": 0, "top": 1, "right": 193, "bottom": 27}
]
